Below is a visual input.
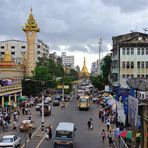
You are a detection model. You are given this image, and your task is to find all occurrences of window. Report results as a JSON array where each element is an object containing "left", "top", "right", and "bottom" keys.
[
  {"left": 146, "top": 61, "right": 148, "bottom": 68},
  {"left": 127, "top": 74, "right": 130, "bottom": 78},
  {"left": 21, "top": 52, "right": 25, "bottom": 55},
  {"left": 127, "top": 48, "right": 130, "bottom": 55},
  {"left": 122, "top": 75, "right": 125, "bottom": 78},
  {"left": 131, "top": 74, "right": 134, "bottom": 78},
  {"left": 11, "top": 52, "right": 15, "bottom": 55},
  {"left": 1, "top": 52, "right": 4, "bottom": 55},
  {"left": 37, "top": 45, "right": 40, "bottom": 48},
  {"left": 122, "top": 61, "right": 125, "bottom": 68},
  {"left": 141, "top": 75, "right": 144, "bottom": 78},
  {"left": 1, "top": 46, "right": 4, "bottom": 49},
  {"left": 146, "top": 75, "right": 148, "bottom": 78},
  {"left": 141, "top": 61, "right": 144, "bottom": 68},
  {"left": 126, "top": 61, "right": 130, "bottom": 68},
  {"left": 11, "top": 46, "right": 15, "bottom": 49},
  {"left": 146, "top": 48, "right": 148, "bottom": 55},
  {"left": 37, "top": 51, "right": 40, "bottom": 54},
  {"left": 131, "top": 61, "right": 134, "bottom": 68},
  {"left": 142, "top": 48, "right": 145, "bottom": 55},
  {"left": 21, "top": 46, "right": 25, "bottom": 49},
  {"left": 142, "top": 94, "right": 144, "bottom": 99},
  {"left": 137, "top": 61, "right": 140, "bottom": 68},
  {"left": 131, "top": 48, "right": 134, "bottom": 55},
  {"left": 122, "top": 48, "right": 125, "bottom": 55},
  {"left": 137, "top": 75, "right": 140, "bottom": 77},
  {"left": 137, "top": 48, "right": 140, "bottom": 55}
]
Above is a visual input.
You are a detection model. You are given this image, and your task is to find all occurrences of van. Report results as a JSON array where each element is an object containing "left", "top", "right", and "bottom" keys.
[
  {"left": 78, "top": 95, "right": 90, "bottom": 110},
  {"left": 54, "top": 122, "right": 76, "bottom": 148}
]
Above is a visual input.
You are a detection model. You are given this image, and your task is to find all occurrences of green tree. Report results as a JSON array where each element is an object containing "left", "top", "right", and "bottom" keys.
[{"left": 101, "top": 54, "right": 111, "bottom": 84}]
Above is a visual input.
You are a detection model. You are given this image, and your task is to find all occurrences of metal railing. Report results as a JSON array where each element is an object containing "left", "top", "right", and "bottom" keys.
[{"left": 0, "top": 84, "right": 22, "bottom": 93}]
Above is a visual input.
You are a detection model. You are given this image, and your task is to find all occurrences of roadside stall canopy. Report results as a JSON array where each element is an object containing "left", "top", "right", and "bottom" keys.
[{"left": 18, "top": 96, "right": 27, "bottom": 101}]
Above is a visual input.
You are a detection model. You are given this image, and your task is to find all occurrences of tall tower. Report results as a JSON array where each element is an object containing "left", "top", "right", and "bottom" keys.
[{"left": 22, "top": 9, "right": 39, "bottom": 76}]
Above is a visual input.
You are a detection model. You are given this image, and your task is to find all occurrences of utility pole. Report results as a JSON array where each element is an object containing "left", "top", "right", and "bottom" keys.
[{"left": 98, "top": 38, "right": 102, "bottom": 76}]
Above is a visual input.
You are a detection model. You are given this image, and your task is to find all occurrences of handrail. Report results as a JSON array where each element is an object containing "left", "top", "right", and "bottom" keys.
[{"left": 0, "top": 84, "right": 22, "bottom": 93}]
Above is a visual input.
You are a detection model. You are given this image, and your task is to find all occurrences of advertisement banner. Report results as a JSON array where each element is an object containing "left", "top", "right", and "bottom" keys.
[{"left": 128, "top": 95, "right": 138, "bottom": 128}]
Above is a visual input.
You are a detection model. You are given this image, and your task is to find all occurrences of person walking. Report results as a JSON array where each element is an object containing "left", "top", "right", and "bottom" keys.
[
  {"left": 106, "top": 119, "right": 110, "bottom": 131},
  {"left": 108, "top": 131, "right": 113, "bottom": 146},
  {"left": 101, "top": 129, "right": 106, "bottom": 143},
  {"left": 48, "top": 125, "right": 52, "bottom": 139},
  {"left": 87, "top": 118, "right": 93, "bottom": 130}
]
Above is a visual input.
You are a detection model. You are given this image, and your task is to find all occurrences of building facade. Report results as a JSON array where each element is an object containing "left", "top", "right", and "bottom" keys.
[
  {"left": 111, "top": 32, "right": 148, "bottom": 88},
  {"left": 61, "top": 52, "right": 74, "bottom": 68},
  {"left": 0, "top": 40, "right": 49, "bottom": 65}
]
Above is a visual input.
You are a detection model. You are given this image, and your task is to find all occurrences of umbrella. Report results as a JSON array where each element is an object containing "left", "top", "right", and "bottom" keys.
[
  {"left": 119, "top": 130, "right": 132, "bottom": 140},
  {"left": 18, "top": 96, "right": 26, "bottom": 101}
]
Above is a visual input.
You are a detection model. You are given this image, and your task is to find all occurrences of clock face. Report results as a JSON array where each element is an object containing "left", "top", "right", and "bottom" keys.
[{"left": 29, "top": 32, "right": 32, "bottom": 36}]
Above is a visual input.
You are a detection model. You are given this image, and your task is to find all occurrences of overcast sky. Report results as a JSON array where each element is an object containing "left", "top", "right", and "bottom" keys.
[{"left": 1, "top": 0, "right": 148, "bottom": 71}]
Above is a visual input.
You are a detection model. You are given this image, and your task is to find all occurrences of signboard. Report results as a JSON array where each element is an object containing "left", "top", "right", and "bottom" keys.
[
  {"left": 57, "top": 85, "right": 69, "bottom": 89},
  {"left": 128, "top": 95, "right": 138, "bottom": 128}
]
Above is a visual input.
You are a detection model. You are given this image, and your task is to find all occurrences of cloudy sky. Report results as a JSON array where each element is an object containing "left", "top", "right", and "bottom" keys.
[{"left": 1, "top": 0, "right": 148, "bottom": 71}]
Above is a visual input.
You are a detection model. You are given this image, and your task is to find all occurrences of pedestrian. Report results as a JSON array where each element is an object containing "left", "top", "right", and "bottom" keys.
[
  {"left": 48, "top": 125, "right": 52, "bottom": 139},
  {"left": 101, "top": 129, "right": 106, "bottom": 143},
  {"left": 13, "top": 121, "right": 17, "bottom": 130},
  {"left": 87, "top": 118, "right": 93, "bottom": 130},
  {"left": 22, "top": 107, "right": 25, "bottom": 115},
  {"left": 108, "top": 131, "right": 113, "bottom": 146},
  {"left": 29, "top": 131, "right": 32, "bottom": 140},
  {"left": 106, "top": 119, "right": 110, "bottom": 131},
  {"left": 25, "top": 108, "right": 28, "bottom": 115}
]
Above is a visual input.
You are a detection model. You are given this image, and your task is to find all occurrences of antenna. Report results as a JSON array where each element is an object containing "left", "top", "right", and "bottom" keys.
[
  {"left": 143, "top": 28, "right": 148, "bottom": 33},
  {"left": 130, "top": 26, "right": 137, "bottom": 33}
]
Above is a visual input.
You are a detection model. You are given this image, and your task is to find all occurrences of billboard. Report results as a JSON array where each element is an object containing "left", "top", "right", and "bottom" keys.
[{"left": 128, "top": 95, "right": 138, "bottom": 128}]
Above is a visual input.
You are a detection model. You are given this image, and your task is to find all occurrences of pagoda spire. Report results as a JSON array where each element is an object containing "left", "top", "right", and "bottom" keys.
[{"left": 23, "top": 8, "right": 39, "bottom": 32}]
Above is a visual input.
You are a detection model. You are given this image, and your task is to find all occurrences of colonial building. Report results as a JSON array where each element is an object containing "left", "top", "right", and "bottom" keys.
[
  {"left": 0, "top": 39, "right": 49, "bottom": 64},
  {"left": 0, "top": 48, "right": 24, "bottom": 111},
  {"left": 111, "top": 32, "right": 148, "bottom": 89},
  {"left": 61, "top": 52, "right": 74, "bottom": 68}
]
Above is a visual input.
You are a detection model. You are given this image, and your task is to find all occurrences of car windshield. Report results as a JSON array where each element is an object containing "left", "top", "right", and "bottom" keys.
[
  {"left": 80, "top": 98, "right": 88, "bottom": 102},
  {"left": 0, "top": 138, "right": 13, "bottom": 143},
  {"left": 55, "top": 131, "right": 72, "bottom": 138}
]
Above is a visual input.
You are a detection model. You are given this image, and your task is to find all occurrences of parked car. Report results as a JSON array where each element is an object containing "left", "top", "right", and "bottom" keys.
[
  {"left": 53, "top": 100, "right": 60, "bottom": 106},
  {"left": 0, "top": 135, "right": 21, "bottom": 148},
  {"left": 19, "top": 120, "right": 35, "bottom": 132}
]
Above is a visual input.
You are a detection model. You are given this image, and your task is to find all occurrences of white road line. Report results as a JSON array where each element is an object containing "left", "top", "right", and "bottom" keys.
[
  {"left": 21, "top": 125, "right": 41, "bottom": 148},
  {"left": 36, "top": 134, "right": 46, "bottom": 148},
  {"left": 65, "top": 94, "right": 73, "bottom": 108}
]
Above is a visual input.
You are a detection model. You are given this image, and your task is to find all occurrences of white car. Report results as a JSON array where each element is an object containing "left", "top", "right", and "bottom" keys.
[{"left": 0, "top": 135, "right": 21, "bottom": 148}]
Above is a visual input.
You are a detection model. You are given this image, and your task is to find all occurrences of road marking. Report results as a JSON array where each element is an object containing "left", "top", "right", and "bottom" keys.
[
  {"left": 21, "top": 125, "right": 41, "bottom": 148},
  {"left": 36, "top": 134, "right": 46, "bottom": 148},
  {"left": 65, "top": 95, "right": 73, "bottom": 108}
]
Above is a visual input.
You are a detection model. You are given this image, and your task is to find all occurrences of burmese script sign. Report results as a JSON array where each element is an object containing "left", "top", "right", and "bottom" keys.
[{"left": 128, "top": 95, "right": 138, "bottom": 128}]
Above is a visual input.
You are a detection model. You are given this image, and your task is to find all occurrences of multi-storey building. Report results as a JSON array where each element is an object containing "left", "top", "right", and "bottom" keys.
[
  {"left": 0, "top": 39, "right": 49, "bottom": 65},
  {"left": 61, "top": 52, "right": 74, "bottom": 68},
  {"left": 91, "top": 61, "right": 98, "bottom": 76},
  {"left": 111, "top": 32, "right": 148, "bottom": 89}
]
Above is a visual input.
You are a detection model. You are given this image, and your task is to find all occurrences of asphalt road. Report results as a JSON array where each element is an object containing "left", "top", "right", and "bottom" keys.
[{"left": 0, "top": 94, "right": 111, "bottom": 148}]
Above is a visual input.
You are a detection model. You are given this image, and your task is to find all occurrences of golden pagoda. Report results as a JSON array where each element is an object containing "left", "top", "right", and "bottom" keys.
[
  {"left": 0, "top": 46, "right": 16, "bottom": 67},
  {"left": 80, "top": 57, "right": 90, "bottom": 78},
  {"left": 23, "top": 8, "right": 39, "bottom": 32}
]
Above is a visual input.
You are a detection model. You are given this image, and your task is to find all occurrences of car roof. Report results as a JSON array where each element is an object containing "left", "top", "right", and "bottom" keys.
[
  {"left": 56, "top": 122, "right": 74, "bottom": 132},
  {"left": 79, "top": 95, "right": 89, "bottom": 99},
  {"left": 22, "top": 120, "right": 31, "bottom": 123},
  {"left": 2, "top": 135, "right": 15, "bottom": 138}
]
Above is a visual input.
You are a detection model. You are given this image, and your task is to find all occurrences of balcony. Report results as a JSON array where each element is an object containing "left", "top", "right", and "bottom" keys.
[{"left": 0, "top": 84, "right": 22, "bottom": 95}]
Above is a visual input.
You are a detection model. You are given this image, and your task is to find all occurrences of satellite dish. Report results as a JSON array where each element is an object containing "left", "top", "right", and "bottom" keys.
[{"left": 126, "top": 77, "right": 148, "bottom": 91}]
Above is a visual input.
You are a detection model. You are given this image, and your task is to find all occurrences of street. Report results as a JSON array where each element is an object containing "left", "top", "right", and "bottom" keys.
[{"left": 0, "top": 94, "right": 112, "bottom": 148}]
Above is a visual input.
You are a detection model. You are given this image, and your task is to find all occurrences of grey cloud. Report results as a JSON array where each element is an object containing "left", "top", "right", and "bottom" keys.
[
  {"left": 100, "top": 0, "right": 148, "bottom": 13},
  {"left": 0, "top": 0, "right": 148, "bottom": 55}
]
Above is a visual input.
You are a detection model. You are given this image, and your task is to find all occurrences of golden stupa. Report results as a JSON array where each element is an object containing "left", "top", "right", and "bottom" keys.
[
  {"left": 0, "top": 45, "right": 16, "bottom": 67},
  {"left": 80, "top": 57, "right": 90, "bottom": 78}
]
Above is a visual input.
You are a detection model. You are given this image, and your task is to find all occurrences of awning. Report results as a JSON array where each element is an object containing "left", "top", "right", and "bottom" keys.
[{"left": 18, "top": 96, "right": 26, "bottom": 101}]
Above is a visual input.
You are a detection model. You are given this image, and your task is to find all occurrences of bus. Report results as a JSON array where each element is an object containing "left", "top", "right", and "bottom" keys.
[{"left": 78, "top": 95, "right": 90, "bottom": 110}]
